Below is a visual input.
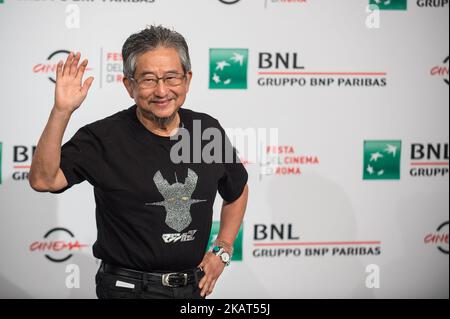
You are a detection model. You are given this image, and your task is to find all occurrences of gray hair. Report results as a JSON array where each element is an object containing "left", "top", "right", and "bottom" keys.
[{"left": 122, "top": 25, "right": 191, "bottom": 78}]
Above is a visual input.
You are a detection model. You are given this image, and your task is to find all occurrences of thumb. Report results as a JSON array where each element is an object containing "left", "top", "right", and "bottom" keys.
[{"left": 81, "top": 76, "right": 94, "bottom": 96}]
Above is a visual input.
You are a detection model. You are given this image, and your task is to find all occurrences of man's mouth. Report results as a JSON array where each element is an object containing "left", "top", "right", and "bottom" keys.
[{"left": 152, "top": 99, "right": 172, "bottom": 107}]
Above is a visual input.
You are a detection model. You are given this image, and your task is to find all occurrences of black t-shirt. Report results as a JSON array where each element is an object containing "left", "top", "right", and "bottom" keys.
[{"left": 53, "top": 105, "right": 248, "bottom": 271}]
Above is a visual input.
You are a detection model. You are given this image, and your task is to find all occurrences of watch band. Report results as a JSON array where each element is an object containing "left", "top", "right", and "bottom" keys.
[
  {"left": 210, "top": 245, "right": 231, "bottom": 266},
  {"left": 213, "top": 240, "right": 234, "bottom": 256}
]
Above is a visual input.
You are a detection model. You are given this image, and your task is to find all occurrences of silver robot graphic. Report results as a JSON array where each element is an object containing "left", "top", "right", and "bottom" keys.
[{"left": 146, "top": 169, "right": 206, "bottom": 232}]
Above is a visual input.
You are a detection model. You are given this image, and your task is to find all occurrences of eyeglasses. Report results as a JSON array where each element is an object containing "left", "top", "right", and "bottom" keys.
[{"left": 130, "top": 73, "right": 186, "bottom": 89}]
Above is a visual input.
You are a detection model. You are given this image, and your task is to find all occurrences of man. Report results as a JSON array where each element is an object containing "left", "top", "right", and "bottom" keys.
[{"left": 29, "top": 25, "right": 249, "bottom": 299}]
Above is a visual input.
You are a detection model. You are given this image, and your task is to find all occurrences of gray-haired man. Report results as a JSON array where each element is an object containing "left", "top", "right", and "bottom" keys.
[{"left": 29, "top": 25, "right": 249, "bottom": 299}]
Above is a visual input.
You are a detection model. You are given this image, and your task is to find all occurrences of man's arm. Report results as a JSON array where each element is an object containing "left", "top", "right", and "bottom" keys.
[
  {"left": 198, "top": 184, "right": 249, "bottom": 297},
  {"left": 216, "top": 183, "right": 249, "bottom": 248},
  {"left": 29, "top": 108, "right": 72, "bottom": 192},
  {"left": 29, "top": 52, "right": 94, "bottom": 192}
]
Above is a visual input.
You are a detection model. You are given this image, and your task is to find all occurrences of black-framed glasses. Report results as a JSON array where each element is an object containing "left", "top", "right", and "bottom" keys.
[{"left": 130, "top": 73, "right": 186, "bottom": 89}]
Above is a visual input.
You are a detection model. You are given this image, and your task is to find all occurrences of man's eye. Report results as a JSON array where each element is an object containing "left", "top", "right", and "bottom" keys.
[{"left": 143, "top": 78, "right": 156, "bottom": 82}]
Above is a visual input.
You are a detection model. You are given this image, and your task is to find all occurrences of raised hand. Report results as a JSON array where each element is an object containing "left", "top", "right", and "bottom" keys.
[{"left": 54, "top": 52, "right": 94, "bottom": 114}]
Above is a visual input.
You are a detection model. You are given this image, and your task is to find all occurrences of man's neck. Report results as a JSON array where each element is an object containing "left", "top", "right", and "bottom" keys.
[{"left": 136, "top": 107, "right": 180, "bottom": 137}]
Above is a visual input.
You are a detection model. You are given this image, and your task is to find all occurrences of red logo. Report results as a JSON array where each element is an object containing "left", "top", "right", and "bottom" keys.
[
  {"left": 430, "top": 56, "right": 449, "bottom": 85},
  {"left": 424, "top": 221, "right": 449, "bottom": 254},
  {"left": 29, "top": 227, "right": 89, "bottom": 262},
  {"left": 33, "top": 50, "right": 93, "bottom": 83}
]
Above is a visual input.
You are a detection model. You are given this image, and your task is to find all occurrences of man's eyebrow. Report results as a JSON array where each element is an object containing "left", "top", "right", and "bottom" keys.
[{"left": 136, "top": 71, "right": 156, "bottom": 78}]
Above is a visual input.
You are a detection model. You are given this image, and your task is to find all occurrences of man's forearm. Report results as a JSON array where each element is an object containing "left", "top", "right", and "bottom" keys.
[
  {"left": 29, "top": 107, "right": 71, "bottom": 188},
  {"left": 30, "top": 52, "right": 93, "bottom": 191},
  {"left": 216, "top": 184, "right": 249, "bottom": 249}
]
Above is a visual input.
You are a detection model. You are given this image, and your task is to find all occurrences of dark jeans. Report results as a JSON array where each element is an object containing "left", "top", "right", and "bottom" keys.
[{"left": 95, "top": 264, "right": 206, "bottom": 299}]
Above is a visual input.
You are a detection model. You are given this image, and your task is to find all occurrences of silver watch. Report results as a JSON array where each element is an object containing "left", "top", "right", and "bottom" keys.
[{"left": 211, "top": 246, "right": 231, "bottom": 266}]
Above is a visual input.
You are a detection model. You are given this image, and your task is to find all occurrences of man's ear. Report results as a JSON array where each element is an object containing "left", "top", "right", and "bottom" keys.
[
  {"left": 123, "top": 77, "right": 134, "bottom": 98},
  {"left": 185, "top": 71, "right": 193, "bottom": 93}
]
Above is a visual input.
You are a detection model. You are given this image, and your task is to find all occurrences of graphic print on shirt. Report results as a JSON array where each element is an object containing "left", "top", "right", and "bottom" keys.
[{"left": 146, "top": 168, "right": 206, "bottom": 232}]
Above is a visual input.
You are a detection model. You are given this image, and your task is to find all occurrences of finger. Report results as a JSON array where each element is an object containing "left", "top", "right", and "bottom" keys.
[
  {"left": 75, "top": 59, "right": 88, "bottom": 81},
  {"left": 81, "top": 76, "right": 94, "bottom": 96},
  {"left": 207, "top": 279, "right": 217, "bottom": 296},
  {"left": 200, "top": 278, "right": 211, "bottom": 298},
  {"left": 56, "top": 60, "right": 63, "bottom": 80},
  {"left": 62, "top": 52, "right": 73, "bottom": 76},
  {"left": 70, "top": 52, "right": 81, "bottom": 77},
  {"left": 198, "top": 274, "right": 207, "bottom": 290}
]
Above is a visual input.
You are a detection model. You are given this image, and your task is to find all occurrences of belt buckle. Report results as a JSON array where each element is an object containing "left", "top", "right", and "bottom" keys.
[{"left": 162, "top": 272, "right": 188, "bottom": 287}]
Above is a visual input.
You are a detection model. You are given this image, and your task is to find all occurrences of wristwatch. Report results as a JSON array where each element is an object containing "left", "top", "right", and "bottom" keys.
[{"left": 211, "top": 246, "right": 231, "bottom": 266}]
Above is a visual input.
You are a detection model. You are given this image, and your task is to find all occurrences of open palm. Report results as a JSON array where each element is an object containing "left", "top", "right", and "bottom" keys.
[{"left": 54, "top": 52, "right": 94, "bottom": 113}]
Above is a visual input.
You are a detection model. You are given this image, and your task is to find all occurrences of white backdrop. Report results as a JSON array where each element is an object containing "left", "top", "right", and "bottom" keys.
[{"left": 0, "top": 0, "right": 448, "bottom": 299}]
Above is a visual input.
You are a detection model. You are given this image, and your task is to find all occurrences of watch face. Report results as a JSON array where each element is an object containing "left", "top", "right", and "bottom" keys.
[{"left": 221, "top": 252, "right": 230, "bottom": 263}]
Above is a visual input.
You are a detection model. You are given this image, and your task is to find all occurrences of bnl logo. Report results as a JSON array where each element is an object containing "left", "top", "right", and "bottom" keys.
[
  {"left": 363, "top": 140, "right": 402, "bottom": 180},
  {"left": 209, "top": 49, "right": 248, "bottom": 89},
  {"left": 369, "top": 0, "right": 407, "bottom": 10}
]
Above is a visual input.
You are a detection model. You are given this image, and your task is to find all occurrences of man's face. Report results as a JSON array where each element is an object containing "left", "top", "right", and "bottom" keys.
[{"left": 124, "top": 47, "right": 192, "bottom": 121}]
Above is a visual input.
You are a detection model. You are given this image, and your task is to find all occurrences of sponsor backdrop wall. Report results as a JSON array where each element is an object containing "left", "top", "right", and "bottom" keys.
[{"left": 0, "top": 0, "right": 448, "bottom": 299}]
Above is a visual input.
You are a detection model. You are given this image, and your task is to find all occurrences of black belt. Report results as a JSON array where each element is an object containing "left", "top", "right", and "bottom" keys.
[{"left": 102, "top": 262, "right": 203, "bottom": 288}]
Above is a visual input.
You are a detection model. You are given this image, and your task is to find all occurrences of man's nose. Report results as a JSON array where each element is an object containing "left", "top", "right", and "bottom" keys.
[{"left": 154, "top": 79, "right": 169, "bottom": 96}]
